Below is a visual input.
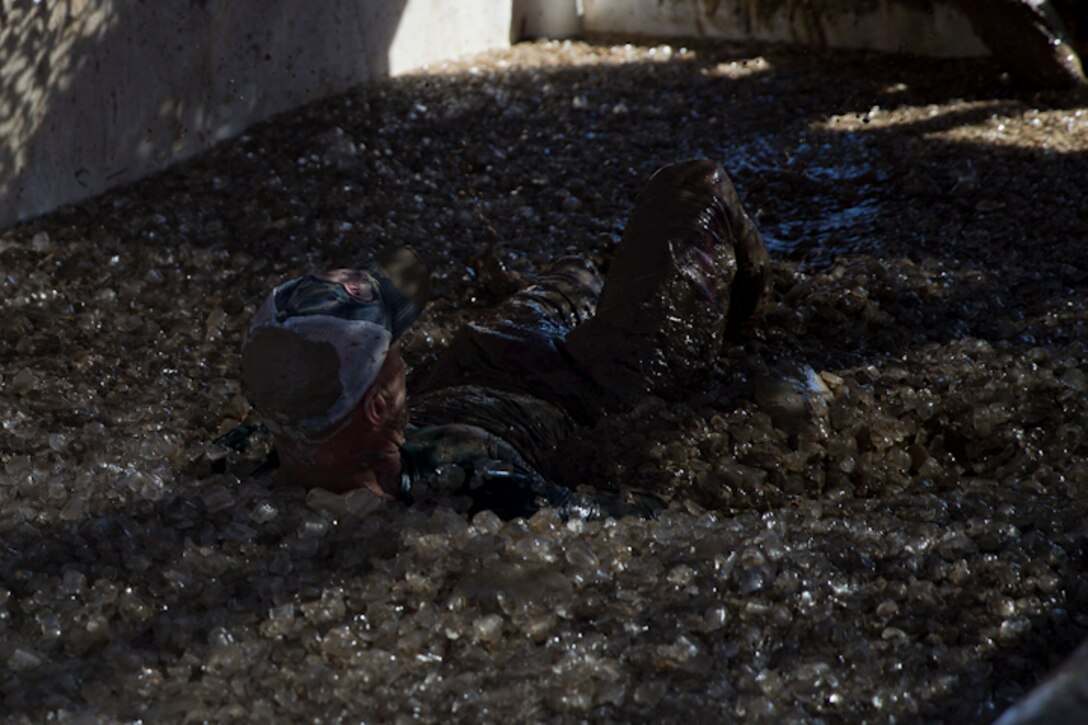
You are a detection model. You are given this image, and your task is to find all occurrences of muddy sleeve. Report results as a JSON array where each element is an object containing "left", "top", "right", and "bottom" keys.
[{"left": 401, "top": 424, "right": 660, "bottom": 520}]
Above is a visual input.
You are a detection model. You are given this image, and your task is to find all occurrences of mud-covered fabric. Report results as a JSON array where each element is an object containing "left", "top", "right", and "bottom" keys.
[
  {"left": 565, "top": 160, "right": 769, "bottom": 406},
  {"left": 402, "top": 257, "right": 654, "bottom": 518},
  {"left": 409, "top": 385, "right": 576, "bottom": 472},
  {"left": 957, "top": 0, "right": 1086, "bottom": 88},
  {"left": 400, "top": 161, "right": 768, "bottom": 517},
  {"left": 418, "top": 257, "right": 608, "bottom": 422},
  {"left": 398, "top": 422, "right": 666, "bottom": 520},
  {"left": 398, "top": 422, "right": 569, "bottom": 519}
]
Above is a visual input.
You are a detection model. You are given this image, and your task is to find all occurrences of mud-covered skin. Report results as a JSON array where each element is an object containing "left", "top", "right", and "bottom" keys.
[
  {"left": 958, "top": 0, "right": 1087, "bottom": 88},
  {"left": 565, "top": 159, "right": 770, "bottom": 405}
]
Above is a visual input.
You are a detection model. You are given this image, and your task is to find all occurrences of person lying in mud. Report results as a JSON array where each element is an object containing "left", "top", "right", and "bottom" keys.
[{"left": 224, "top": 160, "right": 770, "bottom": 519}]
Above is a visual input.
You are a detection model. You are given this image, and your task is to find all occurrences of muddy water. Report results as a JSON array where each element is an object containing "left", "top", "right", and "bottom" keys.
[{"left": 2, "top": 38, "right": 1088, "bottom": 722}]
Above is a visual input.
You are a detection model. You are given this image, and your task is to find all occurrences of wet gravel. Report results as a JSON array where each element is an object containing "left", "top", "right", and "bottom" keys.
[{"left": 2, "top": 37, "right": 1088, "bottom": 722}]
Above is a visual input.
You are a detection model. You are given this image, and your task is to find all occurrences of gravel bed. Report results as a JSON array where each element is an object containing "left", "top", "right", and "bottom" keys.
[{"left": 2, "top": 37, "right": 1088, "bottom": 722}]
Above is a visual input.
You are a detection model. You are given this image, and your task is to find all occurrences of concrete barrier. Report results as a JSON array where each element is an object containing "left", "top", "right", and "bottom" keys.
[
  {"left": 0, "top": 0, "right": 512, "bottom": 230},
  {"left": 1, "top": 0, "right": 990, "bottom": 230},
  {"left": 513, "top": 0, "right": 584, "bottom": 39},
  {"left": 582, "top": 0, "right": 986, "bottom": 57}
]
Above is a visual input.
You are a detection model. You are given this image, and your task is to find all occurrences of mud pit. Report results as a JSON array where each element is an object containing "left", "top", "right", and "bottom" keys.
[{"left": 3, "top": 38, "right": 1088, "bottom": 722}]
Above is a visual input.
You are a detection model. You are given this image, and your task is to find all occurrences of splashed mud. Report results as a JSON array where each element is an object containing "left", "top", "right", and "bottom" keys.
[{"left": 2, "top": 37, "right": 1088, "bottom": 722}]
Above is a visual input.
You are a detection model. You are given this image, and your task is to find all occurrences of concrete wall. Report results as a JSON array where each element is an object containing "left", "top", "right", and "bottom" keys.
[
  {"left": 2, "top": 0, "right": 989, "bottom": 230},
  {"left": 513, "top": 0, "right": 584, "bottom": 39},
  {"left": 0, "top": 0, "right": 512, "bottom": 229},
  {"left": 581, "top": 0, "right": 986, "bottom": 57}
]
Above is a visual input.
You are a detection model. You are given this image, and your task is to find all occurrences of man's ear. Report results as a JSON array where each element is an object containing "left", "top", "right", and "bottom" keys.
[{"left": 363, "top": 389, "right": 387, "bottom": 426}]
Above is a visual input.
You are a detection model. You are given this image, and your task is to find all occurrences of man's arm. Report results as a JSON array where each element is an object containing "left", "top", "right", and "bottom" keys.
[{"left": 402, "top": 424, "right": 664, "bottom": 520}]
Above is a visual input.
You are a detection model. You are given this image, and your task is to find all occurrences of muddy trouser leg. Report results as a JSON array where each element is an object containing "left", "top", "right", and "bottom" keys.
[
  {"left": 418, "top": 256, "right": 607, "bottom": 423},
  {"left": 564, "top": 159, "right": 771, "bottom": 408},
  {"left": 413, "top": 253, "right": 670, "bottom": 517},
  {"left": 422, "top": 160, "right": 770, "bottom": 419},
  {"left": 957, "top": 0, "right": 1086, "bottom": 88}
]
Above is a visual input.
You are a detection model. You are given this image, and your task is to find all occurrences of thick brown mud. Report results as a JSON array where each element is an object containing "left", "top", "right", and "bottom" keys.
[{"left": 1, "top": 38, "right": 1087, "bottom": 722}]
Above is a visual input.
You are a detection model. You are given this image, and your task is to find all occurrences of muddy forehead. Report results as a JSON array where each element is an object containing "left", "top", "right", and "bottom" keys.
[{"left": 241, "top": 326, "right": 344, "bottom": 425}]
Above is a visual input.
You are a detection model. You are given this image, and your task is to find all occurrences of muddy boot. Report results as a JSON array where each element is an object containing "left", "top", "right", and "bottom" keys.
[
  {"left": 420, "top": 256, "right": 605, "bottom": 421},
  {"left": 751, "top": 362, "right": 832, "bottom": 440},
  {"left": 959, "top": 0, "right": 1087, "bottom": 89},
  {"left": 565, "top": 160, "right": 770, "bottom": 406}
]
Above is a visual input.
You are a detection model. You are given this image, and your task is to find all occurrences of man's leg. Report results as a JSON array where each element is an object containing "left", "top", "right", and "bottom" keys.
[
  {"left": 565, "top": 159, "right": 770, "bottom": 406},
  {"left": 418, "top": 256, "right": 606, "bottom": 421},
  {"left": 958, "top": 0, "right": 1086, "bottom": 88}
]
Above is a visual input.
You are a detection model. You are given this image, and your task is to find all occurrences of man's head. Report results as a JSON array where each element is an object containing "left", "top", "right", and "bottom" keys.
[{"left": 241, "top": 248, "right": 427, "bottom": 481}]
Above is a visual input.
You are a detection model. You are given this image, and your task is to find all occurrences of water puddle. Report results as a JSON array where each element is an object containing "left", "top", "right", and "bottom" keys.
[{"left": 722, "top": 131, "right": 889, "bottom": 258}]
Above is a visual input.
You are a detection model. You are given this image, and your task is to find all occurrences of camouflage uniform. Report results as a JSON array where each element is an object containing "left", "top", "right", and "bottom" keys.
[
  {"left": 214, "top": 160, "right": 769, "bottom": 519},
  {"left": 395, "top": 160, "right": 770, "bottom": 518}
]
